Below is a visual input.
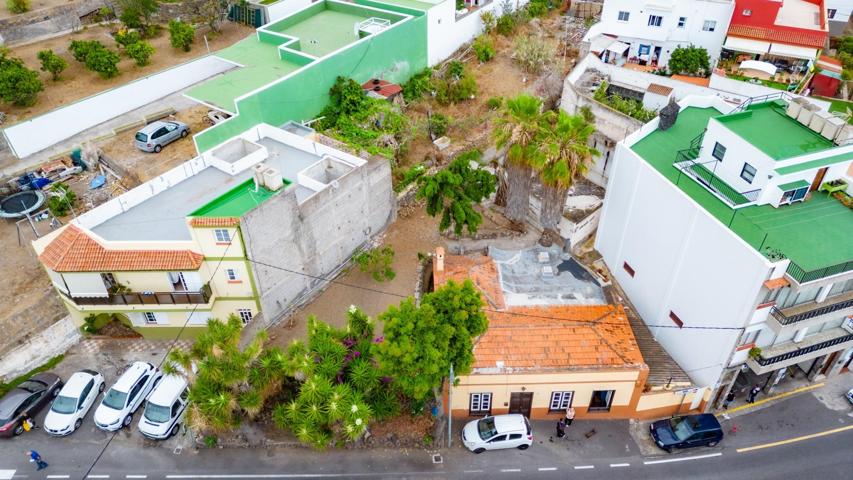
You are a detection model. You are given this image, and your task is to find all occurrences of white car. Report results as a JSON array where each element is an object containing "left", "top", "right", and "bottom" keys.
[
  {"left": 94, "top": 362, "right": 162, "bottom": 431},
  {"left": 138, "top": 374, "right": 188, "bottom": 440},
  {"left": 462, "top": 414, "right": 533, "bottom": 453},
  {"left": 43, "top": 370, "right": 104, "bottom": 436},
  {"left": 846, "top": 388, "right": 853, "bottom": 405}
]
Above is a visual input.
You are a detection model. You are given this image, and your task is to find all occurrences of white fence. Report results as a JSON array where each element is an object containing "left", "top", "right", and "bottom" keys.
[
  {"left": 0, "top": 316, "right": 79, "bottom": 381},
  {"left": 2, "top": 55, "right": 235, "bottom": 159}
]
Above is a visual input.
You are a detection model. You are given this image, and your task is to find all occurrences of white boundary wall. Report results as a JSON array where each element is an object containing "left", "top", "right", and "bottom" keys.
[
  {"left": 264, "top": 0, "right": 313, "bottom": 23},
  {"left": 3, "top": 55, "right": 235, "bottom": 159},
  {"left": 0, "top": 316, "right": 80, "bottom": 381}
]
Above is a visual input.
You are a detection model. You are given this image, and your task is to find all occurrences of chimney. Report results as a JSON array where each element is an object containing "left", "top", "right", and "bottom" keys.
[
  {"left": 372, "top": 78, "right": 380, "bottom": 85},
  {"left": 659, "top": 98, "right": 680, "bottom": 131},
  {"left": 435, "top": 247, "right": 445, "bottom": 272}
]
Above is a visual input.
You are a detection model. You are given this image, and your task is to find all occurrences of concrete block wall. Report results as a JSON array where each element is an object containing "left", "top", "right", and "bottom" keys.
[{"left": 0, "top": 0, "right": 108, "bottom": 46}]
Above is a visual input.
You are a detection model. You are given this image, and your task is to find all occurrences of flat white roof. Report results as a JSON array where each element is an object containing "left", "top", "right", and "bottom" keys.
[{"left": 775, "top": 0, "right": 822, "bottom": 29}]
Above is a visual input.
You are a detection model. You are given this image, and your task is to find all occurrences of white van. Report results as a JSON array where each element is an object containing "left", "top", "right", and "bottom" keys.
[{"left": 137, "top": 375, "right": 188, "bottom": 439}]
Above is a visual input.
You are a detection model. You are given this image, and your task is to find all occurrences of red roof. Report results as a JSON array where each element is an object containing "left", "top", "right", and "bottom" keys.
[
  {"left": 362, "top": 79, "right": 402, "bottom": 99},
  {"left": 188, "top": 217, "right": 240, "bottom": 228},
  {"left": 728, "top": 0, "right": 827, "bottom": 48},
  {"left": 40, "top": 224, "right": 204, "bottom": 272}
]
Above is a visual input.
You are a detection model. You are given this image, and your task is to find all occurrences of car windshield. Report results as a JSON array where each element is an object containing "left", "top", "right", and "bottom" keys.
[
  {"left": 51, "top": 395, "right": 77, "bottom": 415},
  {"left": 135, "top": 132, "right": 147, "bottom": 142},
  {"left": 669, "top": 417, "right": 696, "bottom": 441},
  {"left": 477, "top": 417, "right": 498, "bottom": 441},
  {"left": 143, "top": 402, "right": 171, "bottom": 423},
  {"left": 102, "top": 388, "right": 127, "bottom": 410}
]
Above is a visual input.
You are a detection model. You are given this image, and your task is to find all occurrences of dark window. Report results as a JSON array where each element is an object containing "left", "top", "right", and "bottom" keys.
[
  {"left": 702, "top": 20, "right": 716, "bottom": 31},
  {"left": 128, "top": 375, "right": 147, "bottom": 402},
  {"left": 669, "top": 311, "right": 684, "bottom": 328},
  {"left": 152, "top": 127, "right": 168, "bottom": 139},
  {"left": 677, "top": 16, "right": 686, "bottom": 28},
  {"left": 740, "top": 163, "right": 756, "bottom": 183},
  {"left": 618, "top": 11, "right": 629, "bottom": 21},
  {"left": 509, "top": 433, "right": 523, "bottom": 440},
  {"left": 180, "top": 388, "right": 189, "bottom": 402},
  {"left": 623, "top": 262, "right": 635, "bottom": 277},
  {"left": 78, "top": 380, "right": 94, "bottom": 409},
  {"left": 469, "top": 393, "right": 492, "bottom": 415},
  {"left": 712, "top": 142, "right": 726, "bottom": 161},
  {"left": 648, "top": 15, "right": 663, "bottom": 27},
  {"left": 828, "top": 9, "right": 837, "bottom": 19},
  {"left": 549, "top": 391, "right": 573, "bottom": 411},
  {"left": 589, "top": 390, "right": 614, "bottom": 412},
  {"left": 171, "top": 400, "right": 181, "bottom": 418},
  {"left": 488, "top": 434, "right": 507, "bottom": 443},
  {"left": 135, "top": 132, "right": 148, "bottom": 142}
]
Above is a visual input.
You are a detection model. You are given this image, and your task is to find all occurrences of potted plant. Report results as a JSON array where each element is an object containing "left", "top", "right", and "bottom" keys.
[{"left": 748, "top": 347, "right": 762, "bottom": 360}]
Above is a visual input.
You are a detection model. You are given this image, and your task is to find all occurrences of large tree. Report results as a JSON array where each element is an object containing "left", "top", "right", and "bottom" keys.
[
  {"left": 537, "top": 110, "right": 599, "bottom": 234},
  {"left": 492, "top": 94, "right": 546, "bottom": 229},
  {"left": 417, "top": 149, "right": 497, "bottom": 236}
]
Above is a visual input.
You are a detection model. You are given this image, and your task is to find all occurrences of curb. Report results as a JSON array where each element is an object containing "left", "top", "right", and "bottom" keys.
[{"left": 724, "top": 382, "right": 825, "bottom": 415}]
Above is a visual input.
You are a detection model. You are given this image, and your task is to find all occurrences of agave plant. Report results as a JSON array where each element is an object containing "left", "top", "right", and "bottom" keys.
[{"left": 238, "top": 389, "right": 263, "bottom": 419}]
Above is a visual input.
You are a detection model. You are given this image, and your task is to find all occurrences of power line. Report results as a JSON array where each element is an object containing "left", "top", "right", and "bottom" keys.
[{"left": 245, "top": 257, "right": 745, "bottom": 331}]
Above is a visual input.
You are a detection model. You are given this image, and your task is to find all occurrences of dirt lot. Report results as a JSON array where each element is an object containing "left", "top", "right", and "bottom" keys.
[{"left": 3, "top": 21, "right": 253, "bottom": 124}]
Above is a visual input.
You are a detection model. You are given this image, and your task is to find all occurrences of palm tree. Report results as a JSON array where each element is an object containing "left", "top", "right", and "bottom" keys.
[
  {"left": 537, "top": 110, "right": 599, "bottom": 235},
  {"left": 492, "top": 94, "right": 546, "bottom": 229}
]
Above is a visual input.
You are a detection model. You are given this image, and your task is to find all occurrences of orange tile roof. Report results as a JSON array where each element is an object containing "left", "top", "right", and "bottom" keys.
[
  {"left": 188, "top": 217, "right": 240, "bottom": 228},
  {"left": 473, "top": 305, "right": 644, "bottom": 371},
  {"left": 40, "top": 224, "right": 204, "bottom": 272},
  {"left": 671, "top": 75, "right": 711, "bottom": 87},
  {"left": 647, "top": 83, "right": 673, "bottom": 96},
  {"left": 763, "top": 277, "right": 791, "bottom": 290},
  {"left": 434, "top": 253, "right": 506, "bottom": 309},
  {"left": 727, "top": 28, "right": 826, "bottom": 48}
]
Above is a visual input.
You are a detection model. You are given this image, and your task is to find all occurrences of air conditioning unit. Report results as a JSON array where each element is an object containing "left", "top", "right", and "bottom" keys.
[
  {"left": 797, "top": 103, "right": 818, "bottom": 125},
  {"left": 785, "top": 98, "right": 805, "bottom": 118},
  {"left": 252, "top": 163, "right": 267, "bottom": 190},
  {"left": 821, "top": 116, "right": 846, "bottom": 141},
  {"left": 263, "top": 167, "right": 284, "bottom": 191},
  {"left": 809, "top": 110, "right": 833, "bottom": 133}
]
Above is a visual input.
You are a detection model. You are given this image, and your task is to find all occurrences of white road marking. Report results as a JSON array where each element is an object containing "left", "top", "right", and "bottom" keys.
[
  {"left": 166, "top": 473, "right": 443, "bottom": 479},
  {"left": 643, "top": 452, "right": 723, "bottom": 465},
  {"left": 574, "top": 466, "right": 595, "bottom": 470},
  {"left": 610, "top": 463, "right": 630, "bottom": 468},
  {"left": 46, "top": 476, "right": 70, "bottom": 479},
  {"left": 537, "top": 467, "right": 557, "bottom": 471},
  {"left": 0, "top": 471, "right": 14, "bottom": 480},
  {"left": 462, "top": 471, "right": 483, "bottom": 474},
  {"left": 126, "top": 476, "right": 147, "bottom": 479},
  {"left": 87, "top": 476, "right": 110, "bottom": 479},
  {"left": 499, "top": 469, "right": 520, "bottom": 473}
]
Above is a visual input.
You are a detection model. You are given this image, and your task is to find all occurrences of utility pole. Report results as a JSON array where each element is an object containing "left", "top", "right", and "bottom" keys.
[{"left": 448, "top": 363, "right": 454, "bottom": 448}]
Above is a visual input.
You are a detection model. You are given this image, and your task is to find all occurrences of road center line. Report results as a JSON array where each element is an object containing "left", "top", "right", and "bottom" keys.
[
  {"left": 166, "top": 473, "right": 444, "bottom": 479},
  {"left": 499, "top": 469, "right": 521, "bottom": 473},
  {"left": 574, "top": 465, "right": 595, "bottom": 470},
  {"left": 643, "top": 452, "right": 723, "bottom": 465},
  {"left": 537, "top": 467, "right": 557, "bottom": 471},
  {"left": 126, "top": 476, "right": 147, "bottom": 479},
  {"left": 87, "top": 476, "right": 110, "bottom": 479},
  {"left": 462, "top": 471, "right": 483, "bottom": 474},
  {"left": 736, "top": 424, "right": 853, "bottom": 453},
  {"left": 609, "top": 463, "right": 630, "bottom": 468},
  {"left": 46, "top": 476, "right": 70, "bottom": 479}
]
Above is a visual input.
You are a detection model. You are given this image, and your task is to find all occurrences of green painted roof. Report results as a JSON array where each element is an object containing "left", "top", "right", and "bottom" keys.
[
  {"left": 775, "top": 150, "right": 853, "bottom": 174},
  {"left": 778, "top": 180, "right": 810, "bottom": 191},
  {"left": 372, "top": 0, "right": 434, "bottom": 10},
  {"left": 631, "top": 107, "right": 853, "bottom": 272},
  {"left": 715, "top": 101, "right": 835, "bottom": 160},
  {"left": 269, "top": 10, "right": 372, "bottom": 57},
  {"left": 190, "top": 178, "right": 290, "bottom": 218},
  {"left": 185, "top": 36, "right": 302, "bottom": 112}
]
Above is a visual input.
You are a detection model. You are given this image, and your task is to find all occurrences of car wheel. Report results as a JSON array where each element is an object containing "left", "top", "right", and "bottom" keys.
[
  {"left": 708, "top": 441, "right": 718, "bottom": 447},
  {"left": 154, "top": 145, "right": 162, "bottom": 153},
  {"left": 13, "top": 422, "right": 24, "bottom": 436},
  {"left": 123, "top": 414, "right": 133, "bottom": 428},
  {"left": 180, "top": 130, "right": 188, "bottom": 138},
  {"left": 517, "top": 444, "right": 529, "bottom": 450},
  {"left": 170, "top": 424, "right": 180, "bottom": 438},
  {"left": 473, "top": 448, "right": 485, "bottom": 454},
  {"left": 74, "top": 418, "right": 82, "bottom": 431}
]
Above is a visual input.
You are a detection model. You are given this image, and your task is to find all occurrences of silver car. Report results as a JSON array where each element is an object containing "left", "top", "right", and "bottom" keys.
[{"left": 134, "top": 120, "right": 189, "bottom": 153}]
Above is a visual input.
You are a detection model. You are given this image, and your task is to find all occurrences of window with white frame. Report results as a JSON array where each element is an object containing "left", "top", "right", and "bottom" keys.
[
  {"left": 712, "top": 142, "right": 726, "bottom": 161},
  {"left": 214, "top": 229, "right": 231, "bottom": 243},
  {"left": 738, "top": 330, "right": 760, "bottom": 347},
  {"left": 237, "top": 309, "right": 253, "bottom": 325},
  {"left": 828, "top": 9, "right": 837, "bottom": 19},
  {"left": 617, "top": 11, "right": 629, "bottom": 22},
  {"left": 740, "top": 163, "right": 757, "bottom": 183},
  {"left": 143, "top": 312, "right": 158, "bottom": 324},
  {"left": 648, "top": 15, "right": 663, "bottom": 27},
  {"left": 226, "top": 268, "right": 238, "bottom": 281},
  {"left": 549, "top": 391, "right": 574, "bottom": 411},
  {"left": 469, "top": 392, "right": 492, "bottom": 415},
  {"left": 702, "top": 20, "right": 716, "bottom": 31},
  {"left": 677, "top": 16, "right": 686, "bottom": 28}
]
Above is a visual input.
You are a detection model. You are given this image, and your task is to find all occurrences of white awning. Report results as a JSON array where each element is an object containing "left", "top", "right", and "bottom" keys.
[
  {"left": 769, "top": 43, "right": 818, "bottom": 60},
  {"left": 590, "top": 35, "right": 615, "bottom": 54},
  {"left": 63, "top": 272, "right": 108, "bottom": 298},
  {"left": 724, "top": 36, "right": 771, "bottom": 55},
  {"left": 607, "top": 41, "right": 630, "bottom": 54},
  {"left": 740, "top": 60, "right": 778, "bottom": 76}
]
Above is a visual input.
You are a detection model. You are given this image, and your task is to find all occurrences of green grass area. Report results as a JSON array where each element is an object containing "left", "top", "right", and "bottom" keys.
[
  {"left": 191, "top": 178, "right": 290, "bottom": 218},
  {"left": 631, "top": 107, "right": 853, "bottom": 271},
  {"left": 726, "top": 74, "right": 792, "bottom": 91},
  {"left": 815, "top": 96, "right": 853, "bottom": 124},
  {"left": 0, "top": 355, "right": 64, "bottom": 396},
  {"left": 716, "top": 101, "right": 835, "bottom": 160}
]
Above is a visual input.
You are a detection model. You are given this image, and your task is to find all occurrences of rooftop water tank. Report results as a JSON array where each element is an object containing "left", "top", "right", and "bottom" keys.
[
  {"left": 786, "top": 97, "right": 806, "bottom": 118},
  {"left": 263, "top": 167, "right": 284, "bottom": 191},
  {"left": 796, "top": 103, "right": 819, "bottom": 125},
  {"left": 821, "top": 116, "right": 846, "bottom": 141},
  {"left": 809, "top": 110, "right": 833, "bottom": 133}
]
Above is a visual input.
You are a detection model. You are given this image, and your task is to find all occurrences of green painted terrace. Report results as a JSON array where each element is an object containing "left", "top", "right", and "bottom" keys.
[
  {"left": 631, "top": 107, "right": 853, "bottom": 272},
  {"left": 190, "top": 178, "right": 290, "bottom": 218}
]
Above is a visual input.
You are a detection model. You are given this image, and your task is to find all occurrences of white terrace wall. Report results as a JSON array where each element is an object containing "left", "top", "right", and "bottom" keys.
[
  {"left": 264, "top": 0, "right": 314, "bottom": 23},
  {"left": 2, "top": 55, "right": 235, "bottom": 159}
]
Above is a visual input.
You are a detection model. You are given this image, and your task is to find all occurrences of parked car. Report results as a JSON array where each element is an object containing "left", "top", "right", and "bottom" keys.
[
  {"left": 462, "top": 414, "right": 533, "bottom": 454},
  {"left": 94, "top": 362, "right": 162, "bottom": 431},
  {"left": 0, "top": 372, "right": 63, "bottom": 437},
  {"left": 650, "top": 414, "right": 723, "bottom": 452},
  {"left": 134, "top": 120, "right": 189, "bottom": 153},
  {"left": 137, "top": 374, "right": 188, "bottom": 440},
  {"left": 846, "top": 388, "right": 853, "bottom": 405},
  {"left": 43, "top": 369, "right": 105, "bottom": 436}
]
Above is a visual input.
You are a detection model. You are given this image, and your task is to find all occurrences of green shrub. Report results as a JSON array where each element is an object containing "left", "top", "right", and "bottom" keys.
[
  {"left": 95, "top": 6, "right": 114, "bottom": 22},
  {"left": 513, "top": 35, "right": 554, "bottom": 74},
  {"left": 47, "top": 182, "right": 77, "bottom": 216},
  {"left": 69, "top": 40, "right": 103, "bottom": 63},
  {"left": 486, "top": 96, "right": 503, "bottom": 110},
  {"left": 480, "top": 10, "right": 496, "bottom": 34},
  {"left": 496, "top": 14, "right": 515, "bottom": 36},
  {"left": 394, "top": 163, "right": 426, "bottom": 192},
  {"left": 402, "top": 67, "right": 433, "bottom": 102},
  {"left": 0, "top": 52, "right": 43, "bottom": 106},
  {"left": 118, "top": 0, "right": 158, "bottom": 30},
  {"left": 169, "top": 20, "right": 195, "bottom": 52},
  {"left": 526, "top": 0, "right": 547, "bottom": 17},
  {"left": 126, "top": 40, "right": 154, "bottom": 66},
  {"left": 0, "top": 355, "right": 64, "bottom": 397},
  {"left": 6, "top": 0, "right": 29, "bottom": 14},
  {"left": 85, "top": 47, "right": 120, "bottom": 78},
  {"left": 37, "top": 49, "right": 68, "bottom": 81},
  {"left": 667, "top": 45, "right": 711, "bottom": 77},
  {"left": 473, "top": 35, "right": 495, "bottom": 62},
  {"left": 429, "top": 113, "right": 449, "bottom": 137},
  {"left": 115, "top": 29, "right": 141, "bottom": 48},
  {"left": 354, "top": 246, "right": 395, "bottom": 282}
]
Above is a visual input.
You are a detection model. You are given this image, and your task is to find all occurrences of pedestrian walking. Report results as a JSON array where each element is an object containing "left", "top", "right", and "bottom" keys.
[
  {"left": 556, "top": 419, "right": 566, "bottom": 438},
  {"left": 723, "top": 391, "right": 736, "bottom": 410},
  {"left": 564, "top": 407, "right": 575, "bottom": 426},
  {"left": 26, "top": 450, "right": 48, "bottom": 471},
  {"left": 747, "top": 385, "right": 761, "bottom": 404}
]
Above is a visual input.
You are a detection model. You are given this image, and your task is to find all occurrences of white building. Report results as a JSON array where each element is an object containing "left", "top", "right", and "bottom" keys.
[
  {"left": 826, "top": 0, "right": 852, "bottom": 37},
  {"left": 595, "top": 93, "right": 853, "bottom": 407},
  {"left": 584, "top": 0, "right": 735, "bottom": 69}
]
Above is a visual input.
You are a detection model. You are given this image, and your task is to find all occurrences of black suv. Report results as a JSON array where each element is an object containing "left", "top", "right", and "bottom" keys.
[{"left": 650, "top": 414, "right": 723, "bottom": 452}]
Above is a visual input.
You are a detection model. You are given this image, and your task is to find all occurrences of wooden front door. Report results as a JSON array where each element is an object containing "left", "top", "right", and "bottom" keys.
[
  {"left": 508, "top": 392, "right": 533, "bottom": 418},
  {"left": 810, "top": 167, "right": 828, "bottom": 192},
  {"left": 821, "top": 351, "right": 839, "bottom": 375}
]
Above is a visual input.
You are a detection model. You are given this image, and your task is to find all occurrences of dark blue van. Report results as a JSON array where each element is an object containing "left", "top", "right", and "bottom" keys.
[{"left": 650, "top": 414, "right": 723, "bottom": 452}]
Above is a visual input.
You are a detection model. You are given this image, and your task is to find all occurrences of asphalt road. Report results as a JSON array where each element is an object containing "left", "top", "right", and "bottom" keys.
[{"left": 2, "top": 377, "right": 852, "bottom": 480}]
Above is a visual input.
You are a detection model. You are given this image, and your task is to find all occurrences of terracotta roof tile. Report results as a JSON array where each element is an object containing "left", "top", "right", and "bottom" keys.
[
  {"left": 646, "top": 83, "right": 673, "bottom": 96},
  {"left": 188, "top": 217, "right": 240, "bottom": 228},
  {"left": 727, "top": 28, "right": 826, "bottom": 48},
  {"left": 433, "top": 253, "right": 506, "bottom": 309},
  {"left": 40, "top": 225, "right": 204, "bottom": 272},
  {"left": 763, "top": 277, "right": 791, "bottom": 290},
  {"left": 728, "top": 0, "right": 827, "bottom": 48}
]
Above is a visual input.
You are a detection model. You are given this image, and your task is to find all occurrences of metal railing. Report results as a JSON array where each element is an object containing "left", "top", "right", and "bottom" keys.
[
  {"left": 728, "top": 91, "right": 797, "bottom": 115},
  {"left": 69, "top": 284, "right": 212, "bottom": 306},
  {"left": 673, "top": 151, "right": 761, "bottom": 206},
  {"left": 756, "top": 332, "right": 853, "bottom": 366},
  {"left": 786, "top": 260, "right": 853, "bottom": 284},
  {"left": 769, "top": 297, "right": 853, "bottom": 326}
]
